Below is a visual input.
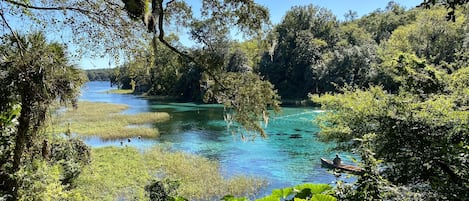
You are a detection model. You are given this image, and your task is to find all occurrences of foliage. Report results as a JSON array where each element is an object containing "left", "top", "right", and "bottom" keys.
[
  {"left": 227, "top": 48, "right": 252, "bottom": 73},
  {"left": 115, "top": 0, "right": 281, "bottom": 138},
  {"left": 337, "top": 22, "right": 373, "bottom": 47},
  {"left": 85, "top": 69, "right": 114, "bottom": 81},
  {"left": 2, "top": 0, "right": 469, "bottom": 199},
  {"left": 259, "top": 4, "right": 339, "bottom": 98},
  {"left": 319, "top": 44, "right": 378, "bottom": 92},
  {"left": 231, "top": 39, "right": 268, "bottom": 70},
  {"left": 147, "top": 38, "right": 187, "bottom": 96},
  {"left": 313, "top": 82, "right": 469, "bottom": 199},
  {"left": 253, "top": 183, "right": 335, "bottom": 201},
  {"left": 49, "top": 138, "right": 91, "bottom": 188},
  {"left": 16, "top": 160, "right": 85, "bottom": 201},
  {"left": 2, "top": 0, "right": 147, "bottom": 55},
  {"left": 205, "top": 72, "right": 281, "bottom": 138},
  {"left": 381, "top": 7, "right": 466, "bottom": 65},
  {"left": 379, "top": 53, "right": 446, "bottom": 95},
  {"left": 0, "top": 32, "right": 86, "bottom": 199},
  {"left": 145, "top": 179, "right": 186, "bottom": 201},
  {"left": 48, "top": 101, "right": 170, "bottom": 139},
  {"left": 419, "top": 0, "right": 469, "bottom": 21},
  {"left": 357, "top": 2, "right": 416, "bottom": 44},
  {"left": 310, "top": 5, "right": 469, "bottom": 195}
]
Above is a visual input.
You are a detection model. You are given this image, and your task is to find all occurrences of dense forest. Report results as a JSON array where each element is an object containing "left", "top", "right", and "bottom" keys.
[
  {"left": 112, "top": 2, "right": 468, "bottom": 100},
  {"left": 1, "top": 0, "right": 468, "bottom": 200},
  {"left": 85, "top": 69, "right": 115, "bottom": 81}
]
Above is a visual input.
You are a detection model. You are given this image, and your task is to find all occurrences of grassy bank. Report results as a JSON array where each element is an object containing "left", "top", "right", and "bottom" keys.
[
  {"left": 49, "top": 101, "right": 170, "bottom": 139},
  {"left": 72, "top": 147, "right": 266, "bottom": 200},
  {"left": 106, "top": 89, "right": 134, "bottom": 94}
]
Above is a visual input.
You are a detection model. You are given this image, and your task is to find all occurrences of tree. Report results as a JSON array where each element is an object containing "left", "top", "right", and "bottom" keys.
[
  {"left": 419, "top": 0, "right": 469, "bottom": 21},
  {"left": 0, "top": 32, "right": 86, "bottom": 200},
  {"left": 344, "top": 10, "right": 358, "bottom": 22},
  {"left": 226, "top": 48, "right": 251, "bottom": 73},
  {"left": 357, "top": 3, "right": 416, "bottom": 44},
  {"left": 313, "top": 84, "right": 469, "bottom": 199},
  {"left": 319, "top": 44, "right": 378, "bottom": 92},
  {"left": 310, "top": 3, "right": 469, "bottom": 199},
  {"left": 312, "top": 5, "right": 469, "bottom": 198},
  {"left": 381, "top": 7, "right": 466, "bottom": 65},
  {"left": 115, "top": 0, "right": 281, "bottom": 135},
  {"left": 259, "top": 4, "right": 339, "bottom": 98}
]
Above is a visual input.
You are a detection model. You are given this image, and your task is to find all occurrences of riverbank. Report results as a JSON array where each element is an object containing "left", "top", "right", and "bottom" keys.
[
  {"left": 49, "top": 101, "right": 170, "bottom": 139},
  {"left": 47, "top": 99, "right": 266, "bottom": 200},
  {"left": 106, "top": 87, "right": 318, "bottom": 107},
  {"left": 71, "top": 146, "right": 265, "bottom": 200}
]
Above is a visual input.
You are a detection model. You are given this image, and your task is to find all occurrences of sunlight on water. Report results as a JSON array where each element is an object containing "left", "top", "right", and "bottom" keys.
[{"left": 79, "top": 82, "right": 357, "bottom": 196}]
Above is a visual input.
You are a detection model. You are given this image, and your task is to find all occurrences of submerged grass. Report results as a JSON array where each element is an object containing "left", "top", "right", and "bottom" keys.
[
  {"left": 49, "top": 101, "right": 170, "bottom": 139},
  {"left": 105, "top": 89, "right": 134, "bottom": 94},
  {"left": 72, "top": 147, "right": 266, "bottom": 201}
]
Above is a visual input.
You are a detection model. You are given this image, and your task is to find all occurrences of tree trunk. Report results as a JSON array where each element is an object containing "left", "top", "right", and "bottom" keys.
[{"left": 10, "top": 95, "right": 32, "bottom": 200}]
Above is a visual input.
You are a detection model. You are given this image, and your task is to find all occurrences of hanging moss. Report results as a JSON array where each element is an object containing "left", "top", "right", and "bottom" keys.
[{"left": 122, "top": 0, "right": 146, "bottom": 20}]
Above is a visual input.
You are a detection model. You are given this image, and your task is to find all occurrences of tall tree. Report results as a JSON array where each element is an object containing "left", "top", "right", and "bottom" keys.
[
  {"left": 0, "top": 32, "right": 86, "bottom": 200},
  {"left": 357, "top": 2, "right": 416, "bottom": 44},
  {"left": 259, "top": 4, "right": 339, "bottom": 98}
]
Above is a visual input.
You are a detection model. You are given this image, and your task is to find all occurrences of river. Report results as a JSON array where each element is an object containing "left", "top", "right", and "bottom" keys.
[{"left": 79, "top": 81, "right": 355, "bottom": 197}]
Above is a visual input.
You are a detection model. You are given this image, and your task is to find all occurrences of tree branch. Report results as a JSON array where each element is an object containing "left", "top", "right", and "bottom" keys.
[
  {"left": 436, "top": 161, "right": 467, "bottom": 184},
  {"left": 4, "top": 0, "right": 97, "bottom": 15},
  {"left": 0, "top": 9, "right": 24, "bottom": 56},
  {"left": 154, "top": 0, "right": 227, "bottom": 90}
]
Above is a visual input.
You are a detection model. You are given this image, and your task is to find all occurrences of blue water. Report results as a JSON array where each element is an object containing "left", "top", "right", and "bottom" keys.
[{"left": 79, "top": 81, "right": 356, "bottom": 197}]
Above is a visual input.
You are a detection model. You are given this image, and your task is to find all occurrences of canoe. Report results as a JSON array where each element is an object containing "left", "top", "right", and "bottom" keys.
[{"left": 320, "top": 158, "right": 363, "bottom": 174}]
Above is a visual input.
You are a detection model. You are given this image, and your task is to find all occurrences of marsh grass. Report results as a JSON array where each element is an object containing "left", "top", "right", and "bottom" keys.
[
  {"left": 72, "top": 147, "right": 150, "bottom": 200},
  {"left": 143, "top": 147, "right": 267, "bottom": 200},
  {"left": 72, "top": 147, "right": 266, "bottom": 200},
  {"left": 105, "top": 89, "right": 134, "bottom": 94},
  {"left": 49, "top": 101, "right": 170, "bottom": 139}
]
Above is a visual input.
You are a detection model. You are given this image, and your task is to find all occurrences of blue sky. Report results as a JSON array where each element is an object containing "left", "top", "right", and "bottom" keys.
[
  {"left": 81, "top": 0, "right": 423, "bottom": 69},
  {"left": 256, "top": 0, "right": 422, "bottom": 23}
]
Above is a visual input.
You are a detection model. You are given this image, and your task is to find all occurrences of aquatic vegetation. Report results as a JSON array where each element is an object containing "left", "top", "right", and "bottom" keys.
[
  {"left": 72, "top": 146, "right": 266, "bottom": 200},
  {"left": 71, "top": 147, "right": 149, "bottom": 200},
  {"left": 105, "top": 89, "right": 134, "bottom": 94},
  {"left": 48, "top": 101, "right": 170, "bottom": 139}
]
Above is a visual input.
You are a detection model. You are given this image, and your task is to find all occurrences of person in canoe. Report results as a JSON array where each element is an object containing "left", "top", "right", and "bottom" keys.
[
  {"left": 333, "top": 154, "right": 341, "bottom": 166},
  {"left": 321, "top": 155, "right": 363, "bottom": 174}
]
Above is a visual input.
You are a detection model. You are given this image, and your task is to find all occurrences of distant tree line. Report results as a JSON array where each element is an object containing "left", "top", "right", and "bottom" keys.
[{"left": 85, "top": 68, "right": 115, "bottom": 81}]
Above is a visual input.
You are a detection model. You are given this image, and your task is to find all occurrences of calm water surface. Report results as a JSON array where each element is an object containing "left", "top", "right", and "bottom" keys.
[{"left": 79, "top": 81, "right": 355, "bottom": 197}]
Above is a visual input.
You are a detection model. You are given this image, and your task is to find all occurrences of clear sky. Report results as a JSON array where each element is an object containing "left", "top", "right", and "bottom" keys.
[{"left": 80, "top": 0, "right": 423, "bottom": 69}]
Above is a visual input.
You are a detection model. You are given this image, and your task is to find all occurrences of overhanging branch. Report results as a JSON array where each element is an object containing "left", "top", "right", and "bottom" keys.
[
  {"left": 0, "top": 9, "right": 24, "bottom": 56},
  {"left": 4, "top": 0, "right": 97, "bottom": 15},
  {"left": 154, "top": 0, "right": 226, "bottom": 90}
]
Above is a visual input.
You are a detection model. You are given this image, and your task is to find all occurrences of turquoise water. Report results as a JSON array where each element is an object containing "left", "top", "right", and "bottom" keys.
[{"left": 79, "top": 81, "right": 356, "bottom": 197}]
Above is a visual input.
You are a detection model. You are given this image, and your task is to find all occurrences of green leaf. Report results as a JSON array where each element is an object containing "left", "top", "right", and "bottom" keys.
[
  {"left": 311, "top": 194, "right": 337, "bottom": 201},
  {"left": 271, "top": 187, "right": 294, "bottom": 199},
  {"left": 293, "top": 198, "right": 308, "bottom": 201},
  {"left": 255, "top": 195, "right": 281, "bottom": 201},
  {"left": 294, "top": 184, "right": 332, "bottom": 194}
]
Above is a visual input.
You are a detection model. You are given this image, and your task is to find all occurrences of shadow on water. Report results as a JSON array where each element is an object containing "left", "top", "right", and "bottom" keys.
[{"left": 79, "top": 81, "right": 357, "bottom": 197}]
